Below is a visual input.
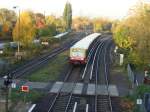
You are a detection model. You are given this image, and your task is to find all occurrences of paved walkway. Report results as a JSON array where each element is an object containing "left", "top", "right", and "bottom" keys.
[{"left": 0, "top": 79, "right": 119, "bottom": 96}]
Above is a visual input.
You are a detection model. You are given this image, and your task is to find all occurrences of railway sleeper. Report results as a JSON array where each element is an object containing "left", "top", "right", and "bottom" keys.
[
  {"left": 111, "top": 97, "right": 123, "bottom": 112},
  {"left": 97, "top": 96, "right": 111, "bottom": 112},
  {"left": 51, "top": 94, "right": 70, "bottom": 112}
]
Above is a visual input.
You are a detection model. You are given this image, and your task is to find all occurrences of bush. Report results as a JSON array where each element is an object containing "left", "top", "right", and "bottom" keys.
[
  {"left": 11, "top": 89, "right": 45, "bottom": 103},
  {"left": 38, "top": 25, "right": 56, "bottom": 37},
  {"left": 135, "top": 84, "right": 150, "bottom": 98},
  {"left": 3, "top": 43, "right": 15, "bottom": 56},
  {"left": 40, "top": 36, "right": 59, "bottom": 46},
  {"left": 25, "top": 43, "right": 43, "bottom": 58},
  {"left": 120, "top": 97, "right": 134, "bottom": 112}
]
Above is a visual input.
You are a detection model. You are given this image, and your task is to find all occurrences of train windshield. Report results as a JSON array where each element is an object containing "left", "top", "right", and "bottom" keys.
[{"left": 71, "top": 48, "right": 85, "bottom": 57}]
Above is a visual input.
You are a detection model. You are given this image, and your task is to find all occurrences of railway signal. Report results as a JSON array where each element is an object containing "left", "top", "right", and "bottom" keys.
[
  {"left": 21, "top": 85, "right": 29, "bottom": 92},
  {"left": 120, "top": 54, "right": 124, "bottom": 65},
  {"left": 11, "top": 83, "right": 16, "bottom": 89},
  {"left": 21, "top": 86, "right": 29, "bottom": 103},
  {"left": 3, "top": 74, "right": 13, "bottom": 112},
  {"left": 137, "top": 99, "right": 142, "bottom": 105}
]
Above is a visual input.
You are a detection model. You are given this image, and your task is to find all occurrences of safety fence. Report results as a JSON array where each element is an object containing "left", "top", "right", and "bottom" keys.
[{"left": 127, "top": 64, "right": 147, "bottom": 112}]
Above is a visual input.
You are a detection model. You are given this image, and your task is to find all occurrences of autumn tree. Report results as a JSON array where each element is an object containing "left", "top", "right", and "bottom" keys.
[
  {"left": 35, "top": 13, "right": 45, "bottom": 29},
  {"left": 113, "top": 2, "right": 150, "bottom": 66},
  {"left": 63, "top": 2, "right": 72, "bottom": 30},
  {"left": 72, "top": 17, "right": 92, "bottom": 31},
  {"left": 92, "top": 18, "right": 112, "bottom": 32},
  {"left": 131, "top": 3, "right": 150, "bottom": 65},
  {"left": 40, "top": 15, "right": 65, "bottom": 36},
  {"left": 36, "top": 14, "right": 61, "bottom": 37},
  {"left": 13, "top": 11, "right": 36, "bottom": 48},
  {"left": 46, "top": 15, "right": 56, "bottom": 25},
  {"left": 113, "top": 21, "right": 134, "bottom": 49},
  {"left": 0, "top": 8, "right": 16, "bottom": 38}
]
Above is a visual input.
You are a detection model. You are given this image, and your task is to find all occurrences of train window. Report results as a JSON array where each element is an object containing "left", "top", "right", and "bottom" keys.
[{"left": 72, "top": 48, "right": 84, "bottom": 52}]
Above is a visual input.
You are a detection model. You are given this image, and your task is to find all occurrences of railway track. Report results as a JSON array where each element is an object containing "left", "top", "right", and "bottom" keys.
[
  {"left": 80, "top": 37, "right": 113, "bottom": 112},
  {"left": 48, "top": 67, "right": 82, "bottom": 112},
  {"left": 83, "top": 37, "right": 113, "bottom": 112},
  {"left": 95, "top": 37, "right": 123, "bottom": 112},
  {"left": 32, "top": 66, "right": 83, "bottom": 112},
  {"left": 104, "top": 38, "right": 123, "bottom": 112},
  {"left": 80, "top": 37, "right": 112, "bottom": 112},
  {"left": 31, "top": 34, "right": 122, "bottom": 112},
  {"left": 93, "top": 39, "right": 112, "bottom": 112},
  {"left": 81, "top": 38, "right": 102, "bottom": 83},
  {"left": 66, "top": 95, "right": 95, "bottom": 112},
  {"left": 3, "top": 32, "right": 85, "bottom": 78},
  {"left": 96, "top": 38, "right": 113, "bottom": 112}
]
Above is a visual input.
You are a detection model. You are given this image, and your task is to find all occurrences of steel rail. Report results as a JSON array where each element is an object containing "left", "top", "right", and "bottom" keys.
[
  {"left": 12, "top": 40, "right": 77, "bottom": 78},
  {"left": 94, "top": 40, "right": 106, "bottom": 112},
  {"left": 3, "top": 32, "right": 84, "bottom": 78},
  {"left": 92, "top": 37, "right": 113, "bottom": 112},
  {"left": 103, "top": 39, "right": 113, "bottom": 112},
  {"left": 64, "top": 68, "right": 83, "bottom": 112},
  {"left": 90, "top": 40, "right": 105, "bottom": 81},
  {"left": 64, "top": 84, "right": 77, "bottom": 112},
  {"left": 47, "top": 66, "right": 73, "bottom": 112},
  {"left": 81, "top": 39, "right": 102, "bottom": 80},
  {"left": 47, "top": 67, "right": 82, "bottom": 112}
]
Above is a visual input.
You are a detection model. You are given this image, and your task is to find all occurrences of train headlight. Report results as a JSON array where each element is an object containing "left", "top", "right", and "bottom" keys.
[
  {"left": 80, "top": 58, "right": 84, "bottom": 60},
  {"left": 70, "top": 57, "right": 74, "bottom": 60}
]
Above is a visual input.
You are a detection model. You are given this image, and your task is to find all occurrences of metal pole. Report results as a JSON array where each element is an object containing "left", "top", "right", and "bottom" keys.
[
  {"left": 4, "top": 74, "right": 13, "bottom": 112},
  {"left": 18, "top": 9, "right": 20, "bottom": 56},
  {"left": 5, "top": 86, "right": 8, "bottom": 112},
  {"left": 67, "top": 2, "right": 69, "bottom": 31},
  {"left": 44, "top": 11, "right": 45, "bottom": 23},
  {"left": 13, "top": 6, "right": 20, "bottom": 57}
]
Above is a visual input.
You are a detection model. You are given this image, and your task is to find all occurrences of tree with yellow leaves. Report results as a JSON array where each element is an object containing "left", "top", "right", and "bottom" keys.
[
  {"left": 0, "top": 8, "right": 16, "bottom": 38},
  {"left": 113, "top": 2, "right": 150, "bottom": 66},
  {"left": 13, "top": 11, "right": 36, "bottom": 48},
  {"left": 93, "top": 18, "right": 112, "bottom": 32},
  {"left": 113, "top": 21, "right": 134, "bottom": 49},
  {"left": 46, "top": 15, "right": 65, "bottom": 33},
  {"left": 72, "top": 17, "right": 92, "bottom": 31}
]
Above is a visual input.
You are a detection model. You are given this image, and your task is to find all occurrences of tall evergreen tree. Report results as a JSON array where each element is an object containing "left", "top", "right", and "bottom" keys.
[{"left": 63, "top": 2, "right": 72, "bottom": 30}]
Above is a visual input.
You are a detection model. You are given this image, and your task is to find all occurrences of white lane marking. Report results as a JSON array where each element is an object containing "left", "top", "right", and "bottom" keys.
[
  {"left": 28, "top": 104, "right": 36, "bottom": 112},
  {"left": 73, "top": 102, "right": 77, "bottom": 112},
  {"left": 86, "top": 104, "right": 89, "bottom": 112}
]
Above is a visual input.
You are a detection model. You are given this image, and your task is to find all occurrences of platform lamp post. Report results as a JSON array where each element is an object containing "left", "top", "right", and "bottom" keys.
[
  {"left": 3, "top": 74, "right": 13, "bottom": 112},
  {"left": 13, "top": 6, "right": 20, "bottom": 59}
]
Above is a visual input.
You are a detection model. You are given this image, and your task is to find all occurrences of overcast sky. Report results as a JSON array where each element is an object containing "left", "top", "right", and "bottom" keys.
[{"left": 0, "top": 0, "right": 150, "bottom": 19}]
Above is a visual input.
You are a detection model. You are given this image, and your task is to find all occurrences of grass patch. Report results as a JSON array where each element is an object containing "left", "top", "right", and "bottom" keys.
[
  {"left": 121, "top": 84, "right": 150, "bottom": 112},
  {"left": 0, "top": 32, "right": 73, "bottom": 76},
  {"left": 11, "top": 89, "right": 45, "bottom": 103},
  {"left": 8, "top": 89, "right": 46, "bottom": 112},
  {"left": 0, "top": 88, "right": 46, "bottom": 112},
  {"left": 24, "top": 50, "right": 69, "bottom": 82}
]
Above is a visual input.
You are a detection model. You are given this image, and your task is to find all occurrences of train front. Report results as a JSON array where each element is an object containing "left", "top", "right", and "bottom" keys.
[{"left": 69, "top": 48, "right": 87, "bottom": 65}]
